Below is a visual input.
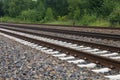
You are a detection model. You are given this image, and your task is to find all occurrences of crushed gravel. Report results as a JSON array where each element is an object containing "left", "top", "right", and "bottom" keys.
[{"left": 0, "top": 34, "right": 109, "bottom": 80}]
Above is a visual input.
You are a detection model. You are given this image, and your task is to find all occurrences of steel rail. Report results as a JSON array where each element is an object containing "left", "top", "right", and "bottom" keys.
[
  {"left": 0, "top": 23, "right": 120, "bottom": 41},
  {"left": 0, "top": 26, "right": 120, "bottom": 53},
  {"left": 0, "top": 29, "right": 120, "bottom": 70}
]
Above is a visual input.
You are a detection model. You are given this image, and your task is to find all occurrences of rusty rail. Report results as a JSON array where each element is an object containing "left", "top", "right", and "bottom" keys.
[
  {"left": 0, "top": 23, "right": 120, "bottom": 41},
  {"left": 0, "top": 29, "right": 120, "bottom": 70},
  {"left": 0, "top": 26, "right": 120, "bottom": 53}
]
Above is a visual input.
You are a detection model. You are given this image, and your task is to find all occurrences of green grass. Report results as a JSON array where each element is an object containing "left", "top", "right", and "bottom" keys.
[
  {"left": 45, "top": 20, "right": 111, "bottom": 27},
  {"left": 45, "top": 20, "right": 73, "bottom": 25},
  {"left": 0, "top": 16, "right": 37, "bottom": 23},
  {"left": 0, "top": 16, "right": 119, "bottom": 27},
  {"left": 89, "top": 19, "right": 111, "bottom": 27}
]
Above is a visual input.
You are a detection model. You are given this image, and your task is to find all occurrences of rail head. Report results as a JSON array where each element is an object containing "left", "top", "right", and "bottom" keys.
[
  {"left": 0, "top": 29, "right": 120, "bottom": 70},
  {"left": 0, "top": 26, "right": 120, "bottom": 53}
]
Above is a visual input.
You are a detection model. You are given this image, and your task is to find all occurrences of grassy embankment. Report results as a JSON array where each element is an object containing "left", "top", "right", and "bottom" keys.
[{"left": 0, "top": 16, "right": 119, "bottom": 27}]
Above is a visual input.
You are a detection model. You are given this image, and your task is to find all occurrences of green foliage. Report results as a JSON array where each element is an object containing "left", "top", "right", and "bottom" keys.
[
  {"left": 58, "top": 16, "right": 68, "bottom": 21},
  {"left": 45, "top": 0, "right": 68, "bottom": 17},
  {"left": 45, "top": 20, "right": 73, "bottom": 25},
  {"left": 80, "top": 14, "right": 97, "bottom": 25},
  {"left": 1, "top": 0, "right": 120, "bottom": 27},
  {"left": 0, "top": 16, "right": 10, "bottom": 22},
  {"left": 44, "top": 8, "right": 54, "bottom": 21},
  {"left": 20, "top": 9, "right": 37, "bottom": 22},
  {"left": 87, "top": 0, "right": 104, "bottom": 11},
  {"left": 8, "top": 1, "right": 18, "bottom": 17},
  {"left": 3, "top": 0, "right": 37, "bottom": 17},
  {"left": 89, "top": 19, "right": 110, "bottom": 27},
  {"left": 74, "top": 7, "right": 81, "bottom": 20},
  {"left": 2, "top": 0, "right": 9, "bottom": 16},
  {"left": 0, "top": 1, "right": 4, "bottom": 16},
  {"left": 0, "top": 16, "right": 18, "bottom": 22},
  {"left": 36, "top": 0, "right": 45, "bottom": 21},
  {"left": 100, "top": 0, "right": 115, "bottom": 16},
  {"left": 68, "top": 0, "right": 81, "bottom": 19},
  {"left": 109, "top": 8, "right": 120, "bottom": 25}
]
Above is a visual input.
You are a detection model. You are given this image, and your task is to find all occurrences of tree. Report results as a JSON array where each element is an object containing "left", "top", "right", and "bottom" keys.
[
  {"left": 86, "top": 0, "right": 104, "bottom": 15},
  {"left": 44, "top": 0, "right": 68, "bottom": 17},
  {"left": 8, "top": 1, "right": 18, "bottom": 17},
  {"left": 74, "top": 7, "right": 81, "bottom": 21},
  {"left": 36, "top": 0, "right": 45, "bottom": 21},
  {"left": 73, "top": 7, "right": 81, "bottom": 26},
  {"left": 100, "top": 0, "right": 115, "bottom": 16},
  {"left": 2, "top": 0, "right": 10, "bottom": 16},
  {"left": 4, "top": 0, "right": 36, "bottom": 17},
  {"left": 0, "top": 1, "right": 4, "bottom": 16},
  {"left": 68, "top": 0, "right": 81, "bottom": 19},
  {"left": 20, "top": 9, "right": 37, "bottom": 21},
  {"left": 44, "top": 8, "right": 54, "bottom": 21},
  {"left": 109, "top": 8, "right": 120, "bottom": 25},
  {"left": 0, "top": 0, "right": 120, "bottom": 26}
]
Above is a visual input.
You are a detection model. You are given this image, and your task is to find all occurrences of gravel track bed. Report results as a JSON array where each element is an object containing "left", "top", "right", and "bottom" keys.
[
  {"left": 0, "top": 35, "right": 109, "bottom": 80},
  {"left": 14, "top": 28, "right": 120, "bottom": 48}
]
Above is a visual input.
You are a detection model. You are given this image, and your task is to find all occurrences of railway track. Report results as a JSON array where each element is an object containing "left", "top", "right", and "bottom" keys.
[
  {"left": 0, "top": 26, "right": 120, "bottom": 53},
  {"left": 1, "top": 22, "right": 120, "bottom": 30},
  {"left": 0, "top": 23, "right": 120, "bottom": 41},
  {"left": 0, "top": 25, "right": 120, "bottom": 79}
]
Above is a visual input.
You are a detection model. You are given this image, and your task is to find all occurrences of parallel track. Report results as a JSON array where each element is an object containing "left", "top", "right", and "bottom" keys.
[
  {"left": 0, "top": 26, "right": 120, "bottom": 53},
  {"left": 1, "top": 22, "right": 120, "bottom": 30},
  {"left": 0, "top": 26, "right": 120, "bottom": 70},
  {"left": 0, "top": 23, "right": 120, "bottom": 41}
]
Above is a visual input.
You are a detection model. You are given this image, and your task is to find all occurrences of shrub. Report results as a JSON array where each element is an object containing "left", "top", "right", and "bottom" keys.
[
  {"left": 44, "top": 8, "right": 54, "bottom": 21},
  {"left": 58, "top": 16, "right": 68, "bottom": 21},
  {"left": 80, "top": 14, "right": 97, "bottom": 25},
  {"left": 20, "top": 9, "right": 37, "bottom": 22},
  {"left": 109, "top": 9, "right": 120, "bottom": 25}
]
